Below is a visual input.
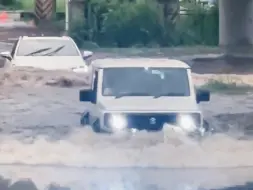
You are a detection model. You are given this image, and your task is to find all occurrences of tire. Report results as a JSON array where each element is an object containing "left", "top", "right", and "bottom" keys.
[
  {"left": 200, "top": 120, "right": 215, "bottom": 138},
  {"left": 92, "top": 120, "right": 101, "bottom": 133},
  {"left": 203, "top": 120, "right": 209, "bottom": 132},
  {"left": 80, "top": 112, "right": 89, "bottom": 126},
  {"left": 189, "top": 120, "right": 211, "bottom": 140},
  {"left": 204, "top": 119, "right": 215, "bottom": 134}
]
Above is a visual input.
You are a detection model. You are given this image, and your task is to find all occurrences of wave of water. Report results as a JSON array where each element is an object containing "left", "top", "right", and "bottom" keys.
[
  {"left": 0, "top": 128, "right": 253, "bottom": 168},
  {"left": 0, "top": 67, "right": 90, "bottom": 88}
]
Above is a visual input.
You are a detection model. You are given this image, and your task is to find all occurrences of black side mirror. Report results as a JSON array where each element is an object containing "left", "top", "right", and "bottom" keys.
[
  {"left": 83, "top": 51, "right": 93, "bottom": 60},
  {"left": 79, "top": 89, "right": 93, "bottom": 102},
  {"left": 196, "top": 89, "right": 210, "bottom": 103},
  {"left": 0, "top": 51, "right": 12, "bottom": 61}
]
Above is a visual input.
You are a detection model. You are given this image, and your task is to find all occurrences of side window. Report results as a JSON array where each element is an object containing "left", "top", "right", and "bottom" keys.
[{"left": 11, "top": 40, "right": 18, "bottom": 57}]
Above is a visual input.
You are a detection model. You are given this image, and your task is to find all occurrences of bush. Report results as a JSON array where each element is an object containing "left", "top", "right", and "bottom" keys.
[
  {"left": 101, "top": 0, "right": 171, "bottom": 47},
  {"left": 0, "top": 0, "right": 15, "bottom": 6},
  {"left": 70, "top": 0, "right": 219, "bottom": 48}
]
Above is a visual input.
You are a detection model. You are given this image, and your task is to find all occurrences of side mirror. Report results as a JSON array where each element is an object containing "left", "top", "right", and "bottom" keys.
[
  {"left": 0, "top": 51, "right": 12, "bottom": 60},
  {"left": 196, "top": 89, "right": 210, "bottom": 103},
  {"left": 79, "top": 89, "right": 93, "bottom": 102},
  {"left": 83, "top": 51, "right": 93, "bottom": 60}
]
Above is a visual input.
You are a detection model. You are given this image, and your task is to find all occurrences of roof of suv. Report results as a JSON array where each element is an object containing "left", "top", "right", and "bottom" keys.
[{"left": 92, "top": 58, "right": 190, "bottom": 69}]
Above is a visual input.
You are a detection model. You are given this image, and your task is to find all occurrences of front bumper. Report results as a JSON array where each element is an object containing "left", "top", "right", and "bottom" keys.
[{"left": 102, "top": 112, "right": 203, "bottom": 133}]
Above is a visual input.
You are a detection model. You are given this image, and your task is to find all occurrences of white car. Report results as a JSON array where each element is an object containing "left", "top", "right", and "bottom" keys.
[
  {"left": 0, "top": 36, "right": 93, "bottom": 72},
  {"left": 79, "top": 58, "right": 210, "bottom": 135}
]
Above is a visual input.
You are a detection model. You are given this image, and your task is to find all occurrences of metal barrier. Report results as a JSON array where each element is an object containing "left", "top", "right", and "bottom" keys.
[{"left": 35, "top": 0, "right": 56, "bottom": 20}]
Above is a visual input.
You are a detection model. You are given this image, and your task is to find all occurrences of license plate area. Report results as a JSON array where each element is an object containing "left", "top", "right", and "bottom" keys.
[
  {"left": 126, "top": 113, "right": 177, "bottom": 130},
  {"left": 104, "top": 113, "right": 178, "bottom": 131}
]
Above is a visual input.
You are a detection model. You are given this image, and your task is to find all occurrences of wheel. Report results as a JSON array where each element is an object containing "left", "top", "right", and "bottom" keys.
[
  {"left": 92, "top": 120, "right": 101, "bottom": 133},
  {"left": 203, "top": 120, "right": 209, "bottom": 131},
  {"left": 199, "top": 120, "right": 214, "bottom": 139},
  {"left": 189, "top": 120, "right": 212, "bottom": 140},
  {"left": 80, "top": 112, "right": 89, "bottom": 126},
  {"left": 204, "top": 119, "right": 215, "bottom": 134}
]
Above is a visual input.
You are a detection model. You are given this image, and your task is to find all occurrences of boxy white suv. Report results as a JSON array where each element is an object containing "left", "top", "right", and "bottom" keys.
[{"left": 79, "top": 58, "right": 210, "bottom": 134}]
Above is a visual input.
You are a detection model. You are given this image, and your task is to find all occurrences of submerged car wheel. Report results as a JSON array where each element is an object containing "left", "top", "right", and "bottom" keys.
[
  {"left": 80, "top": 112, "right": 89, "bottom": 126},
  {"left": 203, "top": 120, "right": 209, "bottom": 131},
  {"left": 92, "top": 120, "right": 101, "bottom": 133},
  {"left": 203, "top": 119, "right": 215, "bottom": 135}
]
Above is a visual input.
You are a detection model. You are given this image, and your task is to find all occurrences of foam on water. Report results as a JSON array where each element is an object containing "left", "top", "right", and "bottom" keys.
[{"left": 0, "top": 127, "right": 252, "bottom": 168}]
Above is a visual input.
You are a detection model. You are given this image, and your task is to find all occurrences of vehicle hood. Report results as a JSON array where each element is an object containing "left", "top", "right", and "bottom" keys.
[
  {"left": 98, "top": 97, "right": 200, "bottom": 112},
  {"left": 12, "top": 56, "right": 87, "bottom": 71}
]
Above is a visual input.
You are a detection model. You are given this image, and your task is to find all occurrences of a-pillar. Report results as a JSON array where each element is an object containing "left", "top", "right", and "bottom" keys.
[{"left": 219, "top": 0, "right": 253, "bottom": 56}]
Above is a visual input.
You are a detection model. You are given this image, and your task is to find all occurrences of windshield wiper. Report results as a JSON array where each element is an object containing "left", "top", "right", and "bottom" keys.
[
  {"left": 24, "top": 47, "right": 52, "bottom": 56},
  {"left": 115, "top": 92, "right": 153, "bottom": 98},
  {"left": 41, "top": 45, "right": 65, "bottom": 56},
  {"left": 153, "top": 92, "right": 185, "bottom": 98}
]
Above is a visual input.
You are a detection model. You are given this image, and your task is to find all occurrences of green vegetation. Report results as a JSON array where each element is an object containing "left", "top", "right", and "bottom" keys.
[
  {"left": 70, "top": 0, "right": 219, "bottom": 48},
  {"left": 0, "top": 0, "right": 218, "bottom": 48},
  {"left": 199, "top": 79, "right": 253, "bottom": 94}
]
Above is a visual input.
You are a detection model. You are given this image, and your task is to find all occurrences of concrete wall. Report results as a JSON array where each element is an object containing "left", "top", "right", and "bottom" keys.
[{"left": 219, "top": 0, "right": 253, "bottom": 56}]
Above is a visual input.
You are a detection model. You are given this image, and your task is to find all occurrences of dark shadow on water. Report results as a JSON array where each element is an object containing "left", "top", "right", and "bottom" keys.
[
  {"left": 1, "top": 176, "right": 253, "bottom": 190},
  {"left": 0, "top": 167, "right": 253, "bottom": 190},
  {"left": 192, "top": 56, "right": 253, "bottom": 74},
  {"left": 0, "top": 176, "right": 69, "bottom": 190},
  {"left": 211, "top": 183, "right": 253, "bottom": 190}
]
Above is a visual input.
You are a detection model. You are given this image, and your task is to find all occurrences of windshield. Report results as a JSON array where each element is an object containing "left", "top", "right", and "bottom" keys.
[
  {"left": 102, "top": 67, "right": 190, "bottom": 97},
  {"left": 16, "top": 39, "right": 80, "bottom": 56}
]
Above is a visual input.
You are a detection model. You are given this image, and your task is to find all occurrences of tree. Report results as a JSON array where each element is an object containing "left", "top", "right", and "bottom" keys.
[
  {"left": 156, "top": 0, "right": 179, "bottom": 23},
  {"left": 0, "top": 0, "right": 15, "bottom": 6}
]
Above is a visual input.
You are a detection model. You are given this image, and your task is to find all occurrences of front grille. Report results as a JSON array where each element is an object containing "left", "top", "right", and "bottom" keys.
[{"left": 104, "top": 113, "right": 201, "bottom": 131}]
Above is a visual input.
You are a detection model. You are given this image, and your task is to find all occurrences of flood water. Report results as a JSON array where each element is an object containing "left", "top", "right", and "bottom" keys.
[{"left": 0, "top": 66, "right": 252, "bottom": 189}]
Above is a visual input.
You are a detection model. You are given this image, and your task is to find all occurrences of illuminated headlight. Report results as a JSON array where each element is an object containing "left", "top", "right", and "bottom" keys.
[
  {"left": 177, "top": 114, "right": 197, "bottom": 132},
  {"left": 108, "top": 114, "right": 127, "bottom": 130}
]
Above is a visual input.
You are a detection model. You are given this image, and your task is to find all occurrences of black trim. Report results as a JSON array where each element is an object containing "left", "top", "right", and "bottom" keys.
[{"left": 104, "top": 112, "right": 201, "bottom": 131}]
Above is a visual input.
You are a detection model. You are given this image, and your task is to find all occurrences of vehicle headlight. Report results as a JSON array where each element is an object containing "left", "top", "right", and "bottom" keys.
[
  {"left": 177, "top": 114, "right": 197, "bottom": 132},
  {"left": 108, "top": 114, "right": 127, "bottom": 130}
]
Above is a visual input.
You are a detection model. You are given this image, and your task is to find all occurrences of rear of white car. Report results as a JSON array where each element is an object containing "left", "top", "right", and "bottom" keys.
[{"left": 0, "top": 36, "right": 92, "bottom": 72}]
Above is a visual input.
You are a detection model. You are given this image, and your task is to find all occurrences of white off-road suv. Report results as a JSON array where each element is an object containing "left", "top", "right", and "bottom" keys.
[{"left": 79, "top": 58, "right": 210, "bottom": 134}]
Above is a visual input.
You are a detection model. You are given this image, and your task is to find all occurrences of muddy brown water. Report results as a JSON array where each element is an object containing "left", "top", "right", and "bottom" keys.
[
  {"left": 0, "top": 66, "right": 252, "bottom": 190},
  {"left": 0, "top": 41, "right": 253, "bottom": 189}
]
